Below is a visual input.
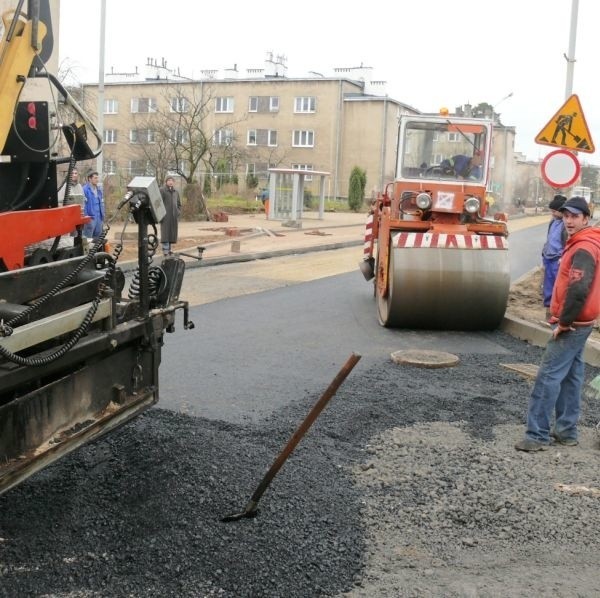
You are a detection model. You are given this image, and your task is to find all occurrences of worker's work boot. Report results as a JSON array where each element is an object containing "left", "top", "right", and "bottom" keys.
[
  {"left": 514, "top": 439, "right": 550, "bottom": 452},
  {"left": 550, "top": 431, "right": 579, "bottom": 446}
]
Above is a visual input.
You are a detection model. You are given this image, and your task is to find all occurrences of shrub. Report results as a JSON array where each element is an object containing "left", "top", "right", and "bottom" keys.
[
  {"left": 348, "top": 166, "right": 366, "bottom": 212},
  {"left": 203, "top": 175, "right": 212, "bottom": 197},
  {"left": 246, "top": 173, "right": 259, "bottom": 191}
]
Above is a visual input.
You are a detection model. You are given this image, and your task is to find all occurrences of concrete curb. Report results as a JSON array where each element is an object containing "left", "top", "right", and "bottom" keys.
[
  {"left": 118, "top": 239, "right": 363, "bottom": 274},
  {"left": 501, "top": 315, "right": 600, "bottom": 368}
]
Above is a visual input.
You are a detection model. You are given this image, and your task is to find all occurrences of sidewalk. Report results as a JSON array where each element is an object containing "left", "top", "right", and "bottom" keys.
[
  {"left": 166, "top": 211, "right": 550, "bottom": 268},
  {"left": 173, "top": 210, "right": 368, "bottom": 268}
]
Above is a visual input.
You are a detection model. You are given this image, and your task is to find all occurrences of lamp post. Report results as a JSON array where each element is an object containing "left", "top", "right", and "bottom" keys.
[
  {"left": 96, "top": 0, "right": 106, "bottom": 184},
  {"left": 492, "top": 92, "right": 514, "bottom": 123},
  {"left": 564, "top": 0, "right": 578, "bottom": 99}
]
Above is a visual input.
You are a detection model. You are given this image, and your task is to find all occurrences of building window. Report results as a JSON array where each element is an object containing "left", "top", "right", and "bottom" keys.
[
  {"left": 268, "top": 130, "right": 277, "bottom": 146},
  {"left": 130, "top": 97, "right": 157, "bottom": 113},
  {"left": 448, "top": 132, "right": 460, "bottom": 142},
  {"left": 270, "top": 96, "right": 279, "bottom": 112},
  {"left": 292, "top": 130, "right": 314, "bottom": 147},
  {"left": 292, "top": 164, "right": 314, "bottom": 181},
  {"left": 103, "top": 159, "right": 116, "bottom": 175},
  {"left": 104, "top": 99, "right": 118, "bottom": 114},
  {"left": 170, "top": 97, "right": 188, "bottom": 113},
  {"left": 247, "top": 129, "right": 257, "bottom": 145},
  {"left": 294, "top": 96, "right": 316, "bottom": 113},
  {"left": 129, "top": 129, "right": 155, "bottom": 144},
  {"left": 246, "top": 163, "right": 256, "bottom": 176},
  {"left": 214, "top": 128, "right": 233, "bottom": 146},
  {"left": 249, "top": 97, "right": 258, "bottom": 112},
  {"left": 103, "top": 129, "right": 117, "bottom": 144},
  {"left": 433, "top": 153, "right": 444, "bottom": 164},
  {"left": 168, "top": 128, "right": 189, "bottom": 144},
  {"left": 215, "top": 97, "right": 234, "bottom": 113},
  {"left": 128, "top": 160, "right": 151, "bottom": 176}
]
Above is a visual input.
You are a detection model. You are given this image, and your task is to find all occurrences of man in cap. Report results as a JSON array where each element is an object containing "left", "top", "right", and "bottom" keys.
[
  {"left": 516, "top": 196, "right": 600, "bottom": 451},
  {"left": 541, "top": 194, "right": 567, "bottom": 314}
]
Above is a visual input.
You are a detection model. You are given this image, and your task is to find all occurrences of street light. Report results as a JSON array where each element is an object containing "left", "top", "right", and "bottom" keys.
[{"left": 492, "top": 92, "right": 513, "bottom": 123}]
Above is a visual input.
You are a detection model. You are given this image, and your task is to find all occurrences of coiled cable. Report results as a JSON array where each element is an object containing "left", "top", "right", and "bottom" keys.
[{"left": 0, "top": 207, "right": 129, "bottom": 366}]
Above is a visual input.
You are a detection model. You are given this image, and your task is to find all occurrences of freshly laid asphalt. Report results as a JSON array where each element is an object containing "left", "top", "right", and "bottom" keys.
[{"left": 122, "top": 209, "right": 600, "bottom": 366}]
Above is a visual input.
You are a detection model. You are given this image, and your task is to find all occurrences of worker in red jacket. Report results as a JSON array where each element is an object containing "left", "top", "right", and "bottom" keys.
[{"left": 515, "top": 196, "right": 600, "bottom": 451}]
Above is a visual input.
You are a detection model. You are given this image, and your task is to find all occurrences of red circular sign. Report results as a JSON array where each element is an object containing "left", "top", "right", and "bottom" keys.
[{"left": 541, "top": 149, "right": 581, "bottom": 188}]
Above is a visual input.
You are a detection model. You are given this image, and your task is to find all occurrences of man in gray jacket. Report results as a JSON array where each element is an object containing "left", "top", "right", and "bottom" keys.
[{"left": 160, "top": 176, "right": 182, "bottom": 256}]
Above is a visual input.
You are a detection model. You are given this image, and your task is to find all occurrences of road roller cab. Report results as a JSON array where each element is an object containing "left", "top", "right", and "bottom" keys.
[{"left": 362, "top": 113, "right": 510, "bottom": 331}]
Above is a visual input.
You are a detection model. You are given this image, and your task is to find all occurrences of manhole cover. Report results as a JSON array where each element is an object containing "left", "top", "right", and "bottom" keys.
[{"left": 390, "top": 350, "right": 460, "bottom": 369}]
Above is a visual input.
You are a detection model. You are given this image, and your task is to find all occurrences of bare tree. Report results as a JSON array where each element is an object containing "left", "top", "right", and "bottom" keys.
[{"left": 134, "top": 84, "right": 246, "bottom": 186}]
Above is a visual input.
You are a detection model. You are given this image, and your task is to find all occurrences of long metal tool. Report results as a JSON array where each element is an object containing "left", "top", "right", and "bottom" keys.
[{"left": 221, "top": 351, "right": 362, "bottom": 522}]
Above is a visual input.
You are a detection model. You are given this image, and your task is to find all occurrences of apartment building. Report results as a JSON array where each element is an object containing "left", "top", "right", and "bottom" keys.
[
  {"left": 80, "top": 69, "right": 417, "bottom": 199},
  {"left": 79, "top": 65, "right": 518, "bottom": 207}
]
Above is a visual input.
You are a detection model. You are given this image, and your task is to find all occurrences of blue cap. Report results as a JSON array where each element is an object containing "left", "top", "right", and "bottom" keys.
[{"left": 560, "top": 196, "right": 590, "bottom": 216}]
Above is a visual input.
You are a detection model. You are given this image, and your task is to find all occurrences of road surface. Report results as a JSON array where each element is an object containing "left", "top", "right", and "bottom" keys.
[{"left": 160, "top": 223, "right": 547, "bottom": 422}]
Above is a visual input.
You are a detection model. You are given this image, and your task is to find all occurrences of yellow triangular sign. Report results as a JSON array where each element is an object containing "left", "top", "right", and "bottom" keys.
[{"left": 535, "top": 94, "right": 595, "bottom": 153}]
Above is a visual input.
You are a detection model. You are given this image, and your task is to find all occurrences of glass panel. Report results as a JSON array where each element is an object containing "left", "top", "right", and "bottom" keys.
[{"left": 400, "top": 120, "right": 487, "bottom": 182}]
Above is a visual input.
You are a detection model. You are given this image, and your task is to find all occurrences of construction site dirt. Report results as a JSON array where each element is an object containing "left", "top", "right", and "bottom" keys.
[{"left": 2, "top": 256, "right": 600, "bottom": 597}]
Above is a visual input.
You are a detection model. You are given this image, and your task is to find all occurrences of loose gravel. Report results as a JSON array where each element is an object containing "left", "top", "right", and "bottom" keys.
[{"left": 1, "top": 331, "right": 600, "bottom": 597}]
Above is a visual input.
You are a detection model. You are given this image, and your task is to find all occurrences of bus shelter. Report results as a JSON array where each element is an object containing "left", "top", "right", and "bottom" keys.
[{"left": 267, "top": 168, "right": 330, "bottom": 225}]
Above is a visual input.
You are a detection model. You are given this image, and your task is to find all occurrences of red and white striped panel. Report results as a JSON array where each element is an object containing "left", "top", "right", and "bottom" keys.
[
  {"left": 392, "top": 232, "right": 508, "bottom": 250},
  {"left": 363, "top": 214, "right": 374, "bottom": 256}
]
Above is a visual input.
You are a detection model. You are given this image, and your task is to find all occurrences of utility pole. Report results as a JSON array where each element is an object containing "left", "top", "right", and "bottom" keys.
[
  {"left": 564, "top": 0, "right": 578, "bottom": 99},
  {"left": 96, "top": 0, "right": 106, "bottom": 183}
]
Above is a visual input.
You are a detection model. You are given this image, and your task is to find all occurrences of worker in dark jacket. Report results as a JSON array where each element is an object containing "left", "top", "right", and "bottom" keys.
[
  {"left": 159, "top": 176, "right": 182, "bottom": 256},
  {"left": 515, "top": 196, "right": 600, "bottom": 451},
  {"left": 541, "top": 194, "right": 567, "bottom": 312},
  {"left": 440, "top": 150, "right": 483, "bottom": 180}
]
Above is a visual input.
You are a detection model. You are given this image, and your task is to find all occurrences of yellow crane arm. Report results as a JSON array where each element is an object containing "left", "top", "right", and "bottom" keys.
[{"left": 0, "top": 10, "right": 47, "bottom": 154}]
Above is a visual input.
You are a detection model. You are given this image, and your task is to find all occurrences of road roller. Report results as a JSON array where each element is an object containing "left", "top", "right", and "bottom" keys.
[{"left": 360, "top": 112, "right": 510, "bottom": 330}]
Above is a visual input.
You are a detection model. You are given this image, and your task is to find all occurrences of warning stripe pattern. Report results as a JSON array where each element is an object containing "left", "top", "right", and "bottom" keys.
[
  {"left": 363, "top": 214, "right": 374, "bottom": 256},
  {"left": 392, "top": 232, "right": 508, "bottom": 250}
]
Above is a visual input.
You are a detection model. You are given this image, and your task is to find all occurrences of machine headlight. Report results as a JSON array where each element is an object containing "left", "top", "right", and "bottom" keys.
[
  {"left": 415, "top": 192, "right": 432, "bottom": 210},
  {"left": 464, "top": 197, "right": 480, "bottom": 214}
]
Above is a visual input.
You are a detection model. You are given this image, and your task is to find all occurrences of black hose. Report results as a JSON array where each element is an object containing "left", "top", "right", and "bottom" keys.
[{"left": 0, "top": 226, "right": 122, "bottom": 366}]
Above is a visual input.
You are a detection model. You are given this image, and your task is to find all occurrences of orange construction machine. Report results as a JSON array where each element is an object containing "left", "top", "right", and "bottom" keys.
[
  {"left": 361, "top": 112, "right": 510, "bottom": 330},
  {"left": 0, "top": 1, "right": 193, "bottom": 496}
]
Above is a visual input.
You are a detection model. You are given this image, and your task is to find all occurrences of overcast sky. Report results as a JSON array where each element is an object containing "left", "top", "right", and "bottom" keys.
[{"left": 58, "top": 0, "right": 599, "bottom": 166}]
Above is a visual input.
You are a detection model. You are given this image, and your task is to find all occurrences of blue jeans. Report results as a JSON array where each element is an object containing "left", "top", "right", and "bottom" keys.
[
  {"left": 525, "top": 325, "right": 593, "bottom": 443},
  {"left": 542, "top": 257, "right": 560, "bottom": 307},
  {"left": 83, "top": 218, "right": 103, "bottom": 239}
]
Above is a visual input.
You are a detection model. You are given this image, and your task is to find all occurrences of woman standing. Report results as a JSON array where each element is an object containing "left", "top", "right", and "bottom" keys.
[{"left": 160, "top": 176, "right": 182, "bottom": 256}]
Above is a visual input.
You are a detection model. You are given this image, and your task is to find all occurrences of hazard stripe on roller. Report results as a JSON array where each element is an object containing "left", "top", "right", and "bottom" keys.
[
  {"left": 363, "top": 214, "right": 374, "bottom": 255},
  {"left": 392, "top": 232, "right": 508, "bottom": 250}
]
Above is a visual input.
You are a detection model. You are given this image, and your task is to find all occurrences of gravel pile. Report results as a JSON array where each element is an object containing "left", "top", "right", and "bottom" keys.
[{"left": 1, "top": 332, "right": 600, "bottom": 597}]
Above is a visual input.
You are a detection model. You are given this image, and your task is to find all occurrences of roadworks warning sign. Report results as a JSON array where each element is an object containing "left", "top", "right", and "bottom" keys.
[{"left": 535, "top": 94, "right": 595, "bottom": 153}]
